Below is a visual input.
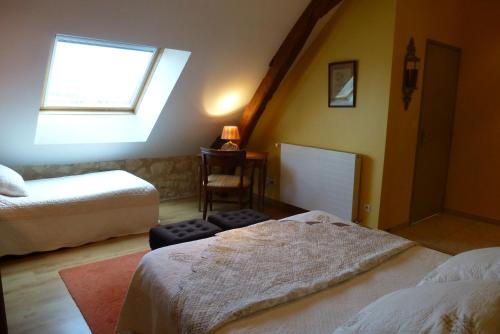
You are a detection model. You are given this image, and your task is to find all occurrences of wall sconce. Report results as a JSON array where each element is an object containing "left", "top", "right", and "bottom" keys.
[{"left": 402, "top": 37, "right": 420, "bottom": 110}]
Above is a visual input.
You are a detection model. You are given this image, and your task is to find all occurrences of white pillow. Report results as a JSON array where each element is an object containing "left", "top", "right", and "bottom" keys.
[
  {"left": 0, "top": 164, "right": 28, "bottom": 197},
  {"left": 334, "top": 281, "right": 500, "bottom": 334},
  {"left": 418, "top": 247, "right": 500, "bottom": 285}
]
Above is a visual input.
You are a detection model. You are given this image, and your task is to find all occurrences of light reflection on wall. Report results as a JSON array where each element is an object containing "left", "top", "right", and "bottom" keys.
[{"left": 205, "top": 91, "right": 246, "bottom": 117}]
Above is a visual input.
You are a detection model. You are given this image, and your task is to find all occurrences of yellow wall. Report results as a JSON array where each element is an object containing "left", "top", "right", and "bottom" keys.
[
  {"left": 248, "top": 0, "right": 397, "bottom": 228},
  {"left": 247, "top": 0, "right": 499, "bottom": 229},
  {"left": 445, "top": 1, "right": 500, "bottom": 221},
  {"left": 378, "top": 0, "right": 464, "bottom": 229}
]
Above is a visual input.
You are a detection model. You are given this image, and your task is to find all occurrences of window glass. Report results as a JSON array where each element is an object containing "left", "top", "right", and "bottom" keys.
[{"left": 42, "top": 35, "right": 156, "bottom": 110}]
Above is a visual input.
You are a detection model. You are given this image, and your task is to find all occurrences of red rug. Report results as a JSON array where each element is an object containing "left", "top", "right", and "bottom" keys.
[{"left": 59, "top": 251, "right": 148, "bottom": 334}]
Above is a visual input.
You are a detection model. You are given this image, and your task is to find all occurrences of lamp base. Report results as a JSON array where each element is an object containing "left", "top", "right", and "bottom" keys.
[{"left": 221, "top": 141, "right": 239, "bottom": 151}]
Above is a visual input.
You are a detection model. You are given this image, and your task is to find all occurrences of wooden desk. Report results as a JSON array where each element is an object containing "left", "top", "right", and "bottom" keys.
[
  {"left": 198, "top": 150, "right": 268, "bottom": 211},
  {"left": 245, "top": 151, "right": 268, "bottom": 208}
]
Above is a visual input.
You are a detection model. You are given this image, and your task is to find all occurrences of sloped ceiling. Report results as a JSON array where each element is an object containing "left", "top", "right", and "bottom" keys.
[{"left": 0, "top": 0, "right": 309, "bottom": 165}]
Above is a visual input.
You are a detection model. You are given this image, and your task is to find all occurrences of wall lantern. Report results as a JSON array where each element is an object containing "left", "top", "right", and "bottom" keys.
[{"left": 402, "top": 37, "right": 420, "bottom": 110}]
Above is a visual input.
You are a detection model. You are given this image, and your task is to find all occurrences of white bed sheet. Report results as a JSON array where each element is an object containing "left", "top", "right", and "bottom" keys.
[
  {"left": 0, "top": 170, "right": 159, "bottom": 256},
  {"left": 0, "top": 170, "right": 157, "bottom": 220},
  {"left": 118, "top": 211, "right": 450, "bottom": 334}
]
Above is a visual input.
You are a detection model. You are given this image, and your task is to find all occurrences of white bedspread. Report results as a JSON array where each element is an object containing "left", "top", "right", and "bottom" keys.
[
  {"left": 0, "top": 170, "right": 157, "bottom": 220},
  {"left": 0, "top": 170, "right": 159, "bottom": 256},
  {"left": 118, "top": 211, "right": 450, "bottom": 334}
]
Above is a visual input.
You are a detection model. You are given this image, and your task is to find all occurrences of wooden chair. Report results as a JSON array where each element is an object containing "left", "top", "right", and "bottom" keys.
[{"left": 200, "top": 147, "right": 254, "bottom": 219}]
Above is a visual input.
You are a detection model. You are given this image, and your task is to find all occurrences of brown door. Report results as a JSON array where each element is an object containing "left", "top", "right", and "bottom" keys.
[{"left": 410, "top": 40, "right": 461, "bottom": 223}]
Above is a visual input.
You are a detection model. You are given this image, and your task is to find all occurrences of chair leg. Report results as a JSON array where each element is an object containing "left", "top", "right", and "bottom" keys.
[
  {"left": 239, "top": 191, "right": 244, "bottom": 209},
  {"left": 203, "top": 190, "right": 209, "bottom": 219},
  {"left": 198, "top": 184, "right": 202, "bottom": 212},
  {"left": 198, "top": 164, "right": 202, "bottom": 212},
  {"left": 249, "top": 188, "right": 253, "bottom": 209}
]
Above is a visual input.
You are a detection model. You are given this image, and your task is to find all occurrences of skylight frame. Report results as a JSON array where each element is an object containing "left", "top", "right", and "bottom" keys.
[{"left": 40, "top": 34, "right": 160, "bottom": 113}]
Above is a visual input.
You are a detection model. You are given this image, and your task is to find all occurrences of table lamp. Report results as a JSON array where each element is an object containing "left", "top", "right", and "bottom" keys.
[{"left": 220, "top": 126, "right": 240, "bottom": 151}]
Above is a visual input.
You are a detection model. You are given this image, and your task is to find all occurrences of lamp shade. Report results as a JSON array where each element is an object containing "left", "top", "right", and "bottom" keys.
[{"left": 221, "top": 126, "right": 240, "bottom": 141}]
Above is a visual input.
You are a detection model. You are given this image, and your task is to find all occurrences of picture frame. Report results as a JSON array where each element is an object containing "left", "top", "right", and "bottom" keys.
[{"left": 328, "top": 60, "right": 357, "bottom": 108}]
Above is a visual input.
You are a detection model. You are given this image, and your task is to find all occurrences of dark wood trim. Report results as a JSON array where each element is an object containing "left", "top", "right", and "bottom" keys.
[
  {"left": 426, "top": 39, "right": 462, "bottom": 52},
  {"left": 0, "top": 270, "right": 7, "bottom": 334},
  {"left": 239, "top": 0, "right": 344, "bottom": 147}
]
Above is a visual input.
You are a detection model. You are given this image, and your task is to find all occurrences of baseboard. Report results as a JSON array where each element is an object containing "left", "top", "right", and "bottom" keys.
[{"left": 444, "top": 209, "right": 500, "bottom": 227}]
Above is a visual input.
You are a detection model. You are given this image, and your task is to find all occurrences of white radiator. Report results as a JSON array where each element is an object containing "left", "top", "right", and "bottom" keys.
[{"left": 280, "top": 143, "right": 361, "bottom": 221}]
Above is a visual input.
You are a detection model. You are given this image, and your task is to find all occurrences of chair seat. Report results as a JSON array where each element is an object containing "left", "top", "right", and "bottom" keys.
[{"left": 206, "top": 174, "right": 250, "bottom": 188}]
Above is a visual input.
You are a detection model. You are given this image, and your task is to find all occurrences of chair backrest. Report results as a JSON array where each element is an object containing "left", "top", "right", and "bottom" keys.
[{"left": 200, "top": 147, "right": 246, "bottom": 187}]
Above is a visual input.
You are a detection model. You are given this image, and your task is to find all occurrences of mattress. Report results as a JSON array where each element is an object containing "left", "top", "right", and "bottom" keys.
[
  {"left": 117, "top": 211, "right": 450, "bottom": 334},
  {"left": 0, "top": 170, "right": 159, "bottom": 256}
]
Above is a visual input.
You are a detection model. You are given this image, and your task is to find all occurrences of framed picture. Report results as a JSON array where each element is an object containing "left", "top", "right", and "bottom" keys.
[{"left": 328, "top": 60, "right": 357, "bottom": 108}]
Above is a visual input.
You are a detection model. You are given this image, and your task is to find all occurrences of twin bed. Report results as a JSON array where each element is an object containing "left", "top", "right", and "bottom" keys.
[
  {"left": 0, "top": 170, "right": 159, "bottom": 256},
  {"left": 117, "top": 210, "right": 499, "bottom": 334}
]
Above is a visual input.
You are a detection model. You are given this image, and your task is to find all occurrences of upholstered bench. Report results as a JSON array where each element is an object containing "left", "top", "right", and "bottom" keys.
[
  {"left": 208, "top": 209, "right": 271, "bottom": 230},
  {"left": 149, "top": 219, "right": 222, "bottom": 250}
]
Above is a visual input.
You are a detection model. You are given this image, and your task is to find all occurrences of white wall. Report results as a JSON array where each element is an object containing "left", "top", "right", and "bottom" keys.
[{"left": 0, "top": 0, "right": 308, "bottom": 165}]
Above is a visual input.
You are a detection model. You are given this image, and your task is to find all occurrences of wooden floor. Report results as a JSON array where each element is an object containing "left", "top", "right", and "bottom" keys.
[
  {"left": 393, "top": 213, "right": 500, "bottom": 255},
  {"left": 1, "top": 199, "right": 499, "bottom": 333}
]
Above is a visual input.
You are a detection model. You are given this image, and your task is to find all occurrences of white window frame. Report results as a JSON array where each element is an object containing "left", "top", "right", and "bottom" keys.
[{"left": 40, "top": 34, "right": 160, "bottom": 113}]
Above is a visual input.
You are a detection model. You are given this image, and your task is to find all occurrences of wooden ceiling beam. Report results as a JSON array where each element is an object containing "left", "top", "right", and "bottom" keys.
[{"left": 238, "top": 0, "right": 343, "bottom": 147}]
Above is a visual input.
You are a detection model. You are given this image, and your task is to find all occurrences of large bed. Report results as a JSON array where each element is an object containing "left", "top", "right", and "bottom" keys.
[
  {"left": 118, "top": 210, "right": 460, "bottom": 334},
  {"left": 0, "top": 170, "right": 159, "bottom": 256}
]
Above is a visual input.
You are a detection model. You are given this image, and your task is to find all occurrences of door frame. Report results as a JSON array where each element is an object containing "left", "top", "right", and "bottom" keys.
[{"left": 409, "top": 39, "right": 461, "bottom": 224}]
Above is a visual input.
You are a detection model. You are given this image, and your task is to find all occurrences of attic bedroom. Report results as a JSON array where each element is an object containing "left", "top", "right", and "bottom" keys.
[{"left": 0, "top": 0, "right": 499, "bottom": 333}]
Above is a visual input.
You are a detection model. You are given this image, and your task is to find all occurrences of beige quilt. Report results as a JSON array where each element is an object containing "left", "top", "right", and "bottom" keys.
[{"left": 172, "top": 218, "right": 415, "bottom": 333}]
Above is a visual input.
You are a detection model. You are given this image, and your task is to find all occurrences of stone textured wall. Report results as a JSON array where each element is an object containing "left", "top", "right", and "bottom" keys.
[{"left": 14, "top": 155, "right": 199, "bottom": 201}]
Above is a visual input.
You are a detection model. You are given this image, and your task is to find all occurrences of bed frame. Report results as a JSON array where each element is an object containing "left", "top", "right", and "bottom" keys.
[{"left": 0, "top": 271, "right": 7, "bottom": 334}]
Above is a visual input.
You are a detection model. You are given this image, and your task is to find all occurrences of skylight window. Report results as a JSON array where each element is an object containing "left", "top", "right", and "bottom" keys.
[{"left": 41, "top": 35, "right": 158, "bottom": 112}]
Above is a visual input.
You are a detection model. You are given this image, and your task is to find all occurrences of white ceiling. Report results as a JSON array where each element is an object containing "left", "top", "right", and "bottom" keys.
[{"left": 0, "top": 0, "right": 309, "bottom": 165}]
